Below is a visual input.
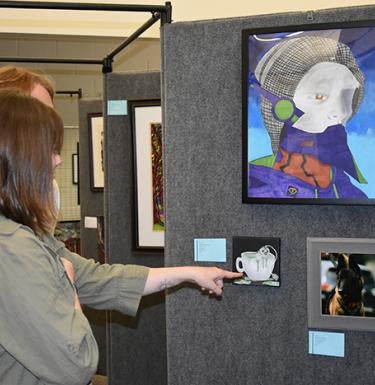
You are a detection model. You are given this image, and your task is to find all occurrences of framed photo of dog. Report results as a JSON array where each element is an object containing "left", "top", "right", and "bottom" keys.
[{"left": 307, "top": 237, "right": 375, "bottom": 331}]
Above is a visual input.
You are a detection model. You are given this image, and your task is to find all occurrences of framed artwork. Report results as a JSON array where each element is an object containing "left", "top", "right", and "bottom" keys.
[
  {"left": 232, "top": 236, "right": 280, "bottom": 287},
  {"left": 72, "top": 153, "right": 79, "bottom": 185},
  {"left": 307, "top": 237, "right": 375, "bottom": 331},
  {"left": 88, "top": 113, "right": 104, "bottom": 191},
  {"left": 129, "top": 99, "right": 164, "bottom": 250},
  {"left": 242, "top": 21, "right": 375, "bottom": 205}
]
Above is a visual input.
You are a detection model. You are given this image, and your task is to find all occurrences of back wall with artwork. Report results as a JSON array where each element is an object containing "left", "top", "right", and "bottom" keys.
[{"left": 162, "top": 4, "right": 375, "bottom": 385}]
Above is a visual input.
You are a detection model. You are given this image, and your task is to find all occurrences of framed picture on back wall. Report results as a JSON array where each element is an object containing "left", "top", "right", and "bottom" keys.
[
  {"left": 72, "top": 153, "right": 79, "bottom": 185},
  {"left": 129, "top": 99, "right": 164, "bottom": 251},
  {"left": 88, "top": 113, "right": 104, "bottom": 191},
  {"left": 242, "top": 20, "right": 375, "bottom": 205}
]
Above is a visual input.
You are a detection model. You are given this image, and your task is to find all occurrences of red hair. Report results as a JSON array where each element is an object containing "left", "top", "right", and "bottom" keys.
[{"left": 0, "top": 65, "right": 54, "bottom": 100}]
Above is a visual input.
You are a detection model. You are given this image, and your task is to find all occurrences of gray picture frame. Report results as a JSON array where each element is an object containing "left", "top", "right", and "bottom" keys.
[{"left": 307, "top": 237, "right": 375, "bottom": 332}]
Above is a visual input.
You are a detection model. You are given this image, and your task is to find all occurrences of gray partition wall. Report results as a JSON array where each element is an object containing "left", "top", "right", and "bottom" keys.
[
  {"left": 162, "top": 5, "right": 375, "bottom": 385},
  {"left": 79, "top": 99, "right": 104, "bottom": 266},
  {"left": 104, "top": 72, "right": 167, "bottom": 385},
  {"left": 78, "top": 99, "right": 107, "bottom": 375}
]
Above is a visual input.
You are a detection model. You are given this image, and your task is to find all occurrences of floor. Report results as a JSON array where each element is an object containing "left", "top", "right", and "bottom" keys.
[{"left": 92, "top": 375, "right": 108, "bottom": 385}]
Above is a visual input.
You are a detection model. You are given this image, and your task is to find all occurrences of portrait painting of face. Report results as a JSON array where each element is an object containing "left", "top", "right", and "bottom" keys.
[{"left": 242, "top": 24, "right": 375, "bottom": 204}]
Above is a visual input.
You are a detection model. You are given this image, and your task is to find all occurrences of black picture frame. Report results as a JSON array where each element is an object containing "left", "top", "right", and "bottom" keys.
[
  {"left": 88, "top": 112, "right": 104, "bottom": 192},
  {"left": 242, "top": 20, "right": 375, "bottom": 205},
  {"left": 232, "top": 236, "right": 281, "bottom": 287},
  {"left": 129, "top": 99, "right": 164, "bottom": 251},
  {"left": 307, "top": 237, "right": 375, "bottom": 331},
  {"left": 76, "top": 142, "right": 80, "bottom": 205}
]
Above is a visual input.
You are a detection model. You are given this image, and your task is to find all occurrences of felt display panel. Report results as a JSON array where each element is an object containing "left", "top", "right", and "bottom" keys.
[
  {"left": 78, "top": 99, "right": 104, "bottom": 262},
  {"left": 162, "top": 5, "right": 375, "bottom": 385},
  {"left": 104, "top": 72, "right": 167, "bottom": 385},
  {"left": 78, "top": 99, "right": 107, "bottom": 375}
]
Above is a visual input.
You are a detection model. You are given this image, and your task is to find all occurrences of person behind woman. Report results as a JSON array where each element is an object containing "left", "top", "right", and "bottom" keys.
[
  {"left": 0, "top": 89, "right": 241, "bottom": 385},
  {"left": 0, "top": 65, "right": 54, "bottom": 106}
]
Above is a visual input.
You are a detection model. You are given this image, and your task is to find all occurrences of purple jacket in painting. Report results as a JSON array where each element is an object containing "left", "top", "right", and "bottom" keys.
[{"left": 248, "top": 124, "right": 368, "bottom": 199}]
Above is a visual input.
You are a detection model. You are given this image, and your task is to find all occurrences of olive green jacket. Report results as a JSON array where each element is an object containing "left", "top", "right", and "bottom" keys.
[{"left": 0, "top": 215, "right": 149, "bottom": 385}]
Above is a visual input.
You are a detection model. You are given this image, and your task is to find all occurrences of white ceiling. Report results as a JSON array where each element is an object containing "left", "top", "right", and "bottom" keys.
[{"left": 0, "top": 0, "right": 372, "bottom": 38}]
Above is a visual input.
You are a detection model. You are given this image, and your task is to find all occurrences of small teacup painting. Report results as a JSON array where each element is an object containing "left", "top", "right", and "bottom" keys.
[{"left": 233, "top": 236, "right": 280, "bottom": 287}]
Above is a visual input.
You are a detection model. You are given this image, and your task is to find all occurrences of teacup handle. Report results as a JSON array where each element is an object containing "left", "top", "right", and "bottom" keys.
[
  {"left": 236, "top": 257, "right": 245, "bottom": 272},
  {"left": 263, "top": 245, "right": 278, "bottom": 260}
]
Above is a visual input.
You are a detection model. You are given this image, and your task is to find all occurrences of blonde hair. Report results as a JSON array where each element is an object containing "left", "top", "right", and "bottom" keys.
[{"left": 0, "top": 89, "right": 63, "bottom": 235}]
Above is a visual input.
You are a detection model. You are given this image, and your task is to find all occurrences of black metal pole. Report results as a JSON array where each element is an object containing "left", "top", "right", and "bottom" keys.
[
  {"left": 0, "top": 1, "right": 173, "bottom": 73},
  {"left": 102, "top": 12, "right": 161, "bottom": 73},
  {"left": 0, "top": 1, "right": 167, "bottom": 13},
  {"left": 56, "top": 88, "right": 83, "bottom": 98},
  {"left": 161, "top": 1, "right": 172, "bottom": 25},
  {"left": 0, "top": 57, "right": 103, "bottom": 65}
]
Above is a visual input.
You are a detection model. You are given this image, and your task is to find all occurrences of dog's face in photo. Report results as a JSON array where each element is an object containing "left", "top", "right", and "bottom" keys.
[
  {"left": 336, "top": 254, "right": 363, "bottom": 303},
  {"left": 329, "top": 253, "right": 365, "bottom": 315}
]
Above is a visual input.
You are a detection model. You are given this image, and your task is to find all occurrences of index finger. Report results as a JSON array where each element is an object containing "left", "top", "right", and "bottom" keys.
[{"left": 221, "top": 270, "right": 243, "bottom": 279}]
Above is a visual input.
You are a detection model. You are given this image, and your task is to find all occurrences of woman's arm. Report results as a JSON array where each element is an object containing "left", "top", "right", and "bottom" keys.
[
  {"left": 63, "top": 250, "right": 149, "bottom": 315},
  {"left": 144, "top": 266, "right": 242, "bottom": 296}
]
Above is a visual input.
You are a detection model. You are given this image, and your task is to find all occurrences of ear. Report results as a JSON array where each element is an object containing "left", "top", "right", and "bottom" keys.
[
  {"left": 336, "top": 254, "right": 347, "bottom": 272},
  {"left": 349, "top": 255, "right": 362, "bottom": 276}
]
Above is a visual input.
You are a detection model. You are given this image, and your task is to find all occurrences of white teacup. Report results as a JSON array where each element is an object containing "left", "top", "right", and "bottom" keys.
[{"left": 236, "top": 246, "right": 277, "bottom": 281}]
